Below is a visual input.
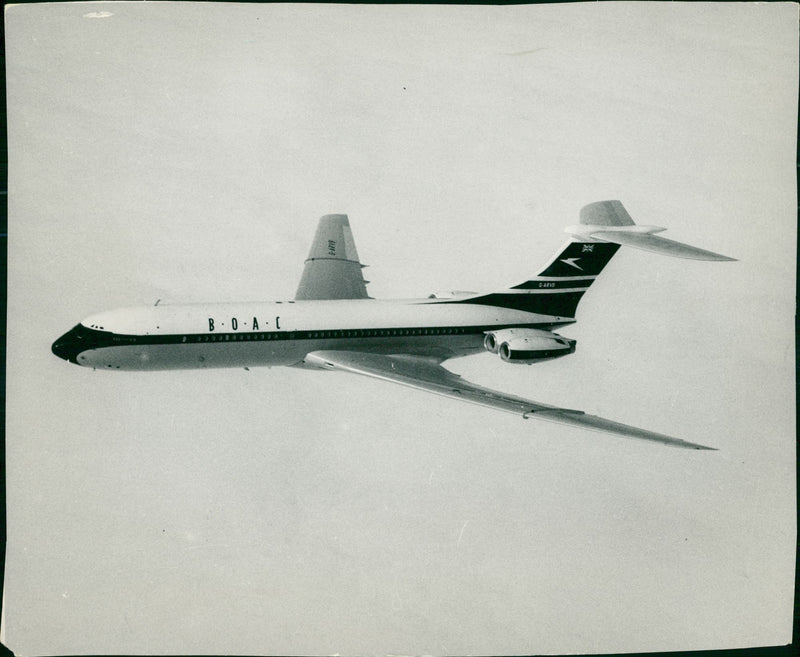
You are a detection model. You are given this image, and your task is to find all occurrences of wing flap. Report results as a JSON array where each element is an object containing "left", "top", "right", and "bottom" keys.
[{"left": 304, "top": 351, "right": 716, "bottom": 450}]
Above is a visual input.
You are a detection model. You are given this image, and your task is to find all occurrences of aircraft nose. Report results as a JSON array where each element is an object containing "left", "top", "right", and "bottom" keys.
[{"left": 51, "top": 325, "right": 85, "bottom": 364}]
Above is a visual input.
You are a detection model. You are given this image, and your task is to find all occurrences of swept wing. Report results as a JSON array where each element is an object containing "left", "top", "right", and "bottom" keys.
[{"left": 304, "top": 350, "right": 716, "bottom": 450}]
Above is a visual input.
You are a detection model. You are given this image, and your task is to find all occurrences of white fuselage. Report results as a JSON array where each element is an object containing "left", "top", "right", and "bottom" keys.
[{"left": 60, "top": 298, "right": 572, "bottom": 371}]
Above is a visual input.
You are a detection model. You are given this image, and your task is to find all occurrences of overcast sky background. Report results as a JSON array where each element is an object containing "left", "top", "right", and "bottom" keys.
[{"left": 4, "top": 2, "right": 797, "bottom": 655}]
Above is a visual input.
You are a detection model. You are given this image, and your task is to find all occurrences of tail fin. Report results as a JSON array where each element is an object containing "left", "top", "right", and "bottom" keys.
[
  {"left": 446, "top": 200, "right": 734, "bottom": 319},
  {"left": 295, "top": 214, "right": 371, "bottom": 300}
]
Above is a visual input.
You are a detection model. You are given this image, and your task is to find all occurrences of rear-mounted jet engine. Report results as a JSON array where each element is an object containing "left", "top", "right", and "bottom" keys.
[{"left": 483, "top": 328, "right": 576, "bottom": 363}]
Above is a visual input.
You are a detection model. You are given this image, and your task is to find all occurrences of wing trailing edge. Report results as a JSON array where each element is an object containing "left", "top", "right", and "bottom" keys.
[{"left": 303, "top": 350, "right": 717, "bottom": 450}]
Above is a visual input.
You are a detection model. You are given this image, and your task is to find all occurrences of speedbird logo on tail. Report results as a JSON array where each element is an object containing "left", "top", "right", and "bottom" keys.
[{"left": 559, "top": 257, "right": 584, "bottom": 270}]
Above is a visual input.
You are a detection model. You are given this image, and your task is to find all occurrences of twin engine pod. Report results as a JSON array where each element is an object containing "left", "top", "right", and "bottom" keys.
[{"left": 483, "top": 328, "right": 576, "bottom": 364}]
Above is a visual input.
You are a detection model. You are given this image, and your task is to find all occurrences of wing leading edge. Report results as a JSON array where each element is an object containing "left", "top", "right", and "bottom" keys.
[{"left": 303, "top": 350, "right": 716, "bottom": 450}]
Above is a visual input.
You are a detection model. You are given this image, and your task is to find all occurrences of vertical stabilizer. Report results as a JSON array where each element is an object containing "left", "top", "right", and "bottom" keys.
[
  {"left": 295, "top": 214, "right": 371, "bottom": 300},
  {"left": 445, "top": 199, "right": 734, "bottom": 316}
]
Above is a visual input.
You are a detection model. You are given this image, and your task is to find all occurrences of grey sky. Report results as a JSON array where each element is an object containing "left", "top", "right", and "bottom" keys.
[{"left": 4, "top": 2, "right": 797, "bottom": 655}]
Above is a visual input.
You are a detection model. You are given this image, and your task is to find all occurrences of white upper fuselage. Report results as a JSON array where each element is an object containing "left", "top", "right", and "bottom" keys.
[{"left": 64, "top": 298, "right": 572, "bottom": 371}]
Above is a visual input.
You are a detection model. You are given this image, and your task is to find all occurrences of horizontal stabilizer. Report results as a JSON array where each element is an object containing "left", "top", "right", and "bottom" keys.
[
  {"left": 567, "top": 200, "right": 736, "bottom": 261},
  {"left": 587, "top": 230, "right": 737, "bottom": 261}
]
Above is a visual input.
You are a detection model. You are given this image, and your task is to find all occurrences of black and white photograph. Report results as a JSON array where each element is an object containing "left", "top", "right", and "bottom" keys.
[{"left": 4, "top": 2, "right": 797, "bottom": 655}]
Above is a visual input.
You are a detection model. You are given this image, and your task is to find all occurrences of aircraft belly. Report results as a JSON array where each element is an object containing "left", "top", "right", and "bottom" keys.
[
  {"left": 77, "top": 334, "right": 485, "bottom": 371},
  {"left": 78, "top": 343, "right": 299, "bottom": 371}
]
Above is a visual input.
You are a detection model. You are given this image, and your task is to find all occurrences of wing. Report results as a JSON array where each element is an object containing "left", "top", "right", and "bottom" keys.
[
  {"left": 295, "top": 214, "right": 370, "bottom": 300},
  {"left": 303, "top": 350, "right": 717, "bottom": 450}
]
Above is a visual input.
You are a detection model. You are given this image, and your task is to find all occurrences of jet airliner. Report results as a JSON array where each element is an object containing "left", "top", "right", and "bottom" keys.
[{"left": 52, "top": 200, "right": 734, "bottom": 450}]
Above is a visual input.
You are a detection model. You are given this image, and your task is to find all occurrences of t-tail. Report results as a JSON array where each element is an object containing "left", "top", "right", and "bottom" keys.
[{"left": 449, "top": 200, "right": 735, "bottom": 318}]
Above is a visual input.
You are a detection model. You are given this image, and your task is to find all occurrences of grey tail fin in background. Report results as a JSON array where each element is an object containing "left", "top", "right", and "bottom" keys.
[{"left": 295, "top": 214, "right": 371, "bottom": 300}]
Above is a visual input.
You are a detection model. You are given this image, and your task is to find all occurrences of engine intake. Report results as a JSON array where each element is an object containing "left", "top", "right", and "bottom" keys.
[{"left": 484, "top": 328, "right": 576, "bottom": 363}]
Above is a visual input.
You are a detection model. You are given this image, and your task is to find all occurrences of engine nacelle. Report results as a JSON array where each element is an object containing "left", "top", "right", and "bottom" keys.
[{"left": 484, "top": 328, "right": 576, "bottom": 363}]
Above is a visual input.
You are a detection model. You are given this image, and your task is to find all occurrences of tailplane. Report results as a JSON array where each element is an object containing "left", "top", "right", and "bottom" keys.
[
  {"left": 445, "top": 200, "right": 735, "bottom": 318},
  {"left": 566, "top": 200, "right": 736, "bottom": 261}
]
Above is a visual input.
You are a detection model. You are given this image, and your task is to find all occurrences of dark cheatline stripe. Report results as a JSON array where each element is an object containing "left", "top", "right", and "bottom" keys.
[{"left": 451, "top": 291, "right": 587, "bottom": 316}]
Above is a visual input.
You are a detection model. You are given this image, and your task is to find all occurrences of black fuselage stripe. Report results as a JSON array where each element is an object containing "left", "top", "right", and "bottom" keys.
[
  {"left": 441, "top": 291, "right": 586, "bottom": 315},
  {"left": 76, "top": 322, "right": 572, "bottom": 350}
]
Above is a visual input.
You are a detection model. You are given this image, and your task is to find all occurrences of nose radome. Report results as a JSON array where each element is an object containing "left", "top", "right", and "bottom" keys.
[
  {"left": 51, "top": 338, "right": 66, "bottom": 360},
  {"left": 51, "top": 325, "right": 84, "bottom": 364}
]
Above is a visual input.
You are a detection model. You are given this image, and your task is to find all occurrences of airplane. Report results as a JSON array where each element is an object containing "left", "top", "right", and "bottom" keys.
[{"left": 52, "top": 200, "right": 735, "bottom": 450}]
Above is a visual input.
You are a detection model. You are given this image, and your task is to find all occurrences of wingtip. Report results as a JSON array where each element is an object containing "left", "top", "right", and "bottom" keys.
[{"left": 697, "top": 252, "right": 737, "bottom": 262}]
